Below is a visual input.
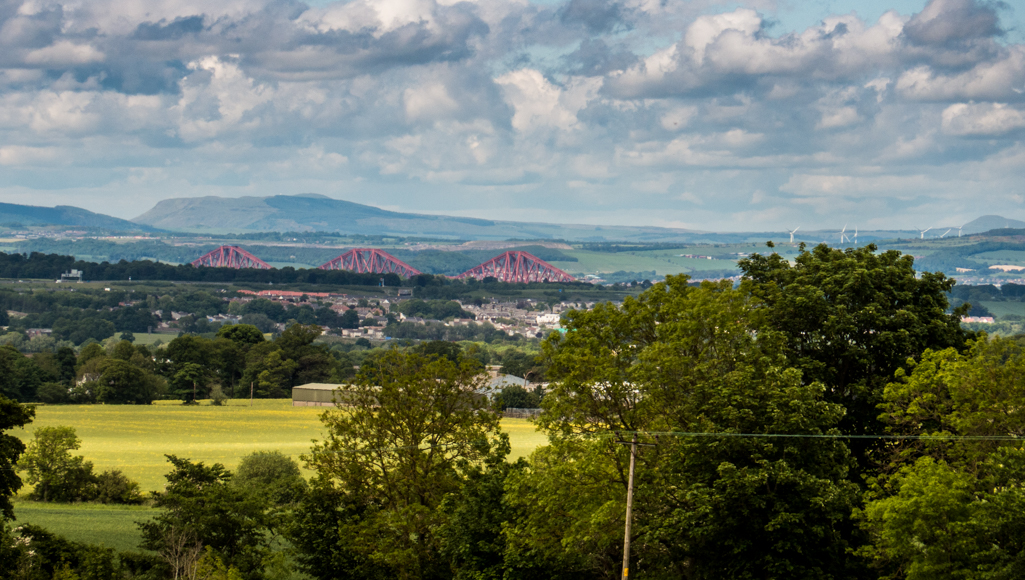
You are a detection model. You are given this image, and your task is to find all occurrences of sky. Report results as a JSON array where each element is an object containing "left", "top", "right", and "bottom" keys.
[{"left": 0, "top": 0, "right": 1022, "bottom": 232}]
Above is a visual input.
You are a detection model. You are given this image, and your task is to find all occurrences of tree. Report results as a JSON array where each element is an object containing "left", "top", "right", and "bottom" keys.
[
  {"left": 301, "top": 350, "right": 505, "bottom": 580},
  {"left": 506, "top": 276, "right": 860, "bottom": 579},
  {"left": 495, "top": 385, "right": 540, "bottom": 410},
  {"left": 96, "top": 358, "right": 163, "bottom": 404},
  {"left": 140, "top": 455, "right": 270, "bottom": 579},
  {"left": 18, "top": 426, "right": 96, "bottom": 502},
  {"left": 169, "top": 362, "right": 209, "bottom": 403},
  {"left": 738, "top": 243, "right": 973, "bottom": 462},
  {"left": 217, "top": 324, "right": 266, "bottom": 348},
  {"left": 0, "top": 395, "right": 34, "bottom": 519},
  {"left": 233, "top": 450, "right": 307, "bottom": 507},
  {"left": 858, "top": 336, "right": 1025, "bottom": 578},
  {"left": 339, "top": 309, "right": 360, "bottom": 329}
]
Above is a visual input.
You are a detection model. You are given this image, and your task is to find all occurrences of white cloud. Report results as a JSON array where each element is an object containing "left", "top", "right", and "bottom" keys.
[
  {"left": 24, "top": 41, "right": 105, "bottom": 66},
  {"left": 495, "top": 69, "right": 600, "bottom": 132},
  {"left": 942, "top": 102, "right": 1025, "bottom": 136}
]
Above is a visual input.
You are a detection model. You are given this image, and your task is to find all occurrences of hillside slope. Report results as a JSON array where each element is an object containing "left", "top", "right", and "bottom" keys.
[
  {"left": 0, "top": 202, "right": 157, "bottom": 231},
  {"left": 132, "top": 194, "right": 703, "bottom": 241}
]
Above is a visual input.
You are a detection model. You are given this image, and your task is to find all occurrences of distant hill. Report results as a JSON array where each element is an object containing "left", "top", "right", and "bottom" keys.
[
  {"left": 0, "top": 202, "right": 157, "bottom": 232},
  {"left": 963, "top": 215, "right": 1025, "bottom": 235},
  {"left": 131, "top": 194, "right": 705, "bottom": 242}
]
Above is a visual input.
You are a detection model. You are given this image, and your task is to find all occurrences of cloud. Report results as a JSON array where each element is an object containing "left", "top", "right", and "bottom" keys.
[
  {"left": 0, "top": 0, "right": 1019, "bottom": 231},
  {"left": 942, "top": 102, "right": 1025, "bottom": 135}
]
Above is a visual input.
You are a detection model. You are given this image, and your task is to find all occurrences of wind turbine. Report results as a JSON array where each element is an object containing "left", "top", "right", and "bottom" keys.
[
  {"left": 839, "top": 224, "right": 850, "bottom": 245},
  {"left": 940, "top": 229, "right": 952, "bottom": 238},
  {"left": 917, "top": 227, "right": 932, "bottom": 239},
  {"left": 853, "top": 227, "right": 858, "bottom": 244},
  {"left": 958, "top": 223, "right": 966, "bottom": 237},
  {"left": 788, "top": 227, "right": 800, "bottom": 243}
]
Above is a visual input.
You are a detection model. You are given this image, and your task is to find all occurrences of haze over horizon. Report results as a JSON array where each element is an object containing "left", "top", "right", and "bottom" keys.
[{"left": 0, "top": 0, "right": 1021, "bottom": 232}]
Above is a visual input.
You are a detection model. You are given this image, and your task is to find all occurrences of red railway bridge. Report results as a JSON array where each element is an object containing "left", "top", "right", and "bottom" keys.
[
  {"left": 318, "top": 248, "right": 422, "bottom": 278},
  {"left": 191, "top": 246, "right": 272, "bottom": 269},
  {"left": 456, "top": 250, "right": 575, "bottom": 283}
]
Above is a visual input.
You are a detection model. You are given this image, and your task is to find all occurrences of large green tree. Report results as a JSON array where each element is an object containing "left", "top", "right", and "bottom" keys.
[
  {"left": 300, "top": 350, "right": 504, "bottom": 580},
  {"left": 140, "top": 455, "right": 270, "bottom": 580},
  {"left": 18, "top": 426, "right": 96, "bottom": 503},
  {"left": 859, "top": 336, "right": 1025, "bottom": 578},
  {"left": 507, "top": 276, "right": 860, "bottom": 579},
  {"left": 738, "top": 243, "right": 972, "bottom": 457}
]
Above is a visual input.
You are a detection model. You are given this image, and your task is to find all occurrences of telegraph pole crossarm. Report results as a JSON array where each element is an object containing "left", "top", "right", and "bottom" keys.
[{"left": 615, "top": 432, "right": 656, "bottom": 580}]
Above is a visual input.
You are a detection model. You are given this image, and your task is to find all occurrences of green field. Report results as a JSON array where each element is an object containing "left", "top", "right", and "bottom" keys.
[
  {"left": 979, "top": 301, "right": 1025, "bottom": 319},
  {"left": 13, "top": 501, "right": 154, "bottom": 552},
  {"left": 11, "top": 400, "right": 548, "bottom": 552},
  {"left": 14, "top": 400, "right": 548, "bottom": 494}
]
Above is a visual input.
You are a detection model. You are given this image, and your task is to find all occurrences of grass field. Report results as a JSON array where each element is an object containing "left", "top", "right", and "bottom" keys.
[
  {"left": 15, "top": 399, "right": 548, "bottom": 494},
  {"left": 130, "top": 332, "right": 179, "bottom": 347},
  {"left": 979, "top": 301, "right": 1025, "bottom": 319},
  {"left": 12, "top": 501, "right": 154, "bottom": 552}
]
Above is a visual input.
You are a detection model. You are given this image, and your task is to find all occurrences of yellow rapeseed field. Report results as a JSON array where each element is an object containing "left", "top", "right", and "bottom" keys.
[{"left": 14, "top": 399, "right": 548, "bottom": 493}]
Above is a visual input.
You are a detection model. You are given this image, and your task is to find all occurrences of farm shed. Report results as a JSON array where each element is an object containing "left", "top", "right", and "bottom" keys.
[{"left": 292, "top": 383, "right": 345, "bottom": 407}]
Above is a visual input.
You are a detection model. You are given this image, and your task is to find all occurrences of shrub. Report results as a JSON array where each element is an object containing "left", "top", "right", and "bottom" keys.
[
  {"left": 36, "top": 382, "right": 70, "bottom": 404},
  {"left": 233, "top": 451, "right": 307, "bottom": 506},
  {"left": 94, "top": 469, "right": 144, "bottom": 504}
]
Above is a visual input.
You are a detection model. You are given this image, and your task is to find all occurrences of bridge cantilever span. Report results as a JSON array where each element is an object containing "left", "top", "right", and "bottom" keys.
[
  {"left": 456, "top": 251, "right": 575, "bottom": 283},
  {"left": 318, "top": 248, "right": 421, "bottom": 278},
  {"left": 191, "top": 246, "right": 272, "bottom": 269}
]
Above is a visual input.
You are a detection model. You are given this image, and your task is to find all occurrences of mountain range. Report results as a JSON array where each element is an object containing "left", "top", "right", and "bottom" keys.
[
  {"left": 0, "top": 195, "right": 1020, "bottom": 242},
  {"left": 130, "top": 194, "right": 705, "bottom": 242}
]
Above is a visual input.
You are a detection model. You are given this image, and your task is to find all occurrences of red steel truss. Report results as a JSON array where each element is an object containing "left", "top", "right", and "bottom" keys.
[
  {"left": 191, "top": 246, "right": 272, "bottom": 269},
  {"left": 318, "top": 248, "right": 421, "bottom": 278},
  {"left": 456, "top": 251, "right": 575, "bottom": 283}
]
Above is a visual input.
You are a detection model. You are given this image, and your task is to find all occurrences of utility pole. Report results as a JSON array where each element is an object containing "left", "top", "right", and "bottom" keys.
[
  {"left": 616, "top": 433, "right": 655, "bottom": 580},
  {"left": 250, "top": 381, "right": 254, "bottom": 407}
]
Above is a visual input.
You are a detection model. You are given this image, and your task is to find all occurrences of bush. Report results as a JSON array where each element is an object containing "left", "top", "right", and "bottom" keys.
[
  {"left": 36, "top": 382, "right": 71, "bottom": 404},
  {"left": 233, "top": 451, "right": 307, "bottom": 506},
  {"left": 94, "top": 469, "right": 144, "bottom": 504},
  {"left": 496, "top": 385, "right": 540, "bottom": 410}
]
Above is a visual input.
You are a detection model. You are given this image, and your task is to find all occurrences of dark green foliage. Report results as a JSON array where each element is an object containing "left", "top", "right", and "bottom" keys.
[
  {"left": 7, "top": 524, "right": 120, "bottom": 580},
  {"left": 339, "top": 308, "right": 360, "bottom": 329},
  {"left": 739, "top": 243, "right": 973, "bottom": 458},
  {"left": 233, "top": 451, "right": 307, "bottom": 506},
  {"left": 414, "top": 340, "right": 464, "bottom": 363},
  {"left": 240, "top": 312, "right": 277, "bottom": 333},
  {"left": 495, "top": 385, "right": 540, "bottom": 410},
  {"left": 303, "top": 350, "right": 505, "bottom": 580},
  {"left": 169, "top": 362, "right": 209, "bottom": 403},
  {"left": 36, "top": 382, "right": 71, "bottom": 404},
  {"left": 0, "top": 344, "right": 49, "bottom": 401},
  {"left": 217, "top": 324, "right": 266, "bottom": 347},
  {"left": 0, "top": 250, "right": 400, "bottom": 285},
  {"left": 438, "top": 445, "right": 524, "bottom": 580},
  {"left": 395, "top": 299, "right": 474, "bottom": 320},
  {"left": 242, "top": 299, "right": 288, "bottom": 323},
  {"left": 288, "top": 477, "right": 385, "bottom": 580},
  {"left": 95, "top": 359, "right": 163, "bottom": 404},
  {"left": 140, "top": 455, "right": 270, "bottom": 579},
  {"left": 510, "top": 276, "right": 861, "bottom": 578},
  {"left": 94, "top": 469, "right": 144, "bottom": 505},
  {"left": 0, "top": 394, "right": 34, "bottom": 519},
  {"left": 52, "top": 316, "right": 115, "bottom": 345}
]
